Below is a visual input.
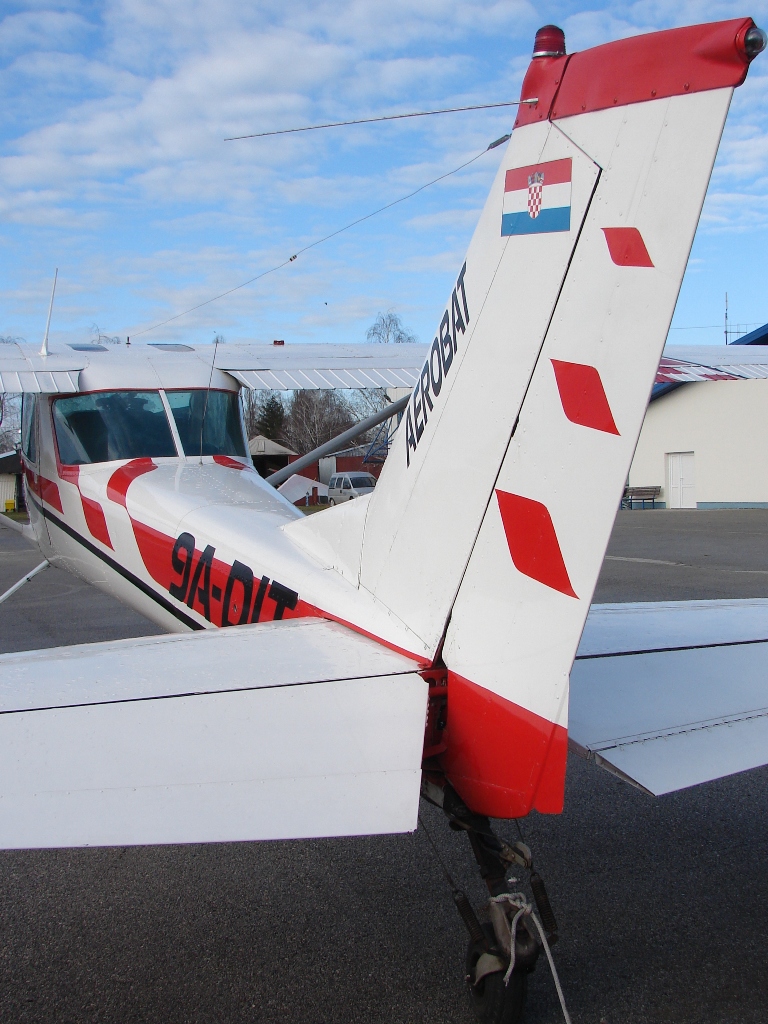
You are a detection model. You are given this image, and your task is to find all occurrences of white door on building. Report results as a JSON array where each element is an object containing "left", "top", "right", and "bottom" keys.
[{"left": 666, "top": 452, "right": 696, "bottom": 508}]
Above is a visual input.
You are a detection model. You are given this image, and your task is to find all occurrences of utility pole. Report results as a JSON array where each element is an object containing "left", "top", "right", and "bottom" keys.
[{"left": 724, "top": 291, "right": 729, "bottom": 344}]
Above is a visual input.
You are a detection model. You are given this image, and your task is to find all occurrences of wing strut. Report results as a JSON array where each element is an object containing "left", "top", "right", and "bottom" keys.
[
  {"left": 0, "top": 561, "right": 49, "bottom": 606},
  {"left": 266, "top": 394, "right": 409, "bottom": 487}
]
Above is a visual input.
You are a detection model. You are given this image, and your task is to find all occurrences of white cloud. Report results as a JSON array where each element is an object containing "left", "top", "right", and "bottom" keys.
[
  {"left": 0, "top": 8, "right": 92, "bottom": 57},
  {"left": 2, "top": 0, "right": 767, "bottom": 346}
]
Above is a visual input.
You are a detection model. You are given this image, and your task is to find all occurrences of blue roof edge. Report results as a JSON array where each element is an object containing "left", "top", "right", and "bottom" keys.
[{"left": 729, "top": 321, "right": 768, "bottom": 346}]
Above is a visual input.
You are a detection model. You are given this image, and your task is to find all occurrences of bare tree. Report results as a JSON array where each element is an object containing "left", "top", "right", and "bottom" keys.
[
  {"left": 350, "top": 388, "right": 390, "bottom": 419},
  {"left": 284, "top": 390, "right": 355, "bottom": 455},
  {"left": 366, "top": 310, "right": 417, "bottom": 344},
  {"left": 347, "top": 388, "right": 394, "bottom": 443},
  {"left": 90, "top": 323, "right": 122, "bottom": 345},
  {"left": 0, "top": 394, "right": 21, "bottom": 452}
]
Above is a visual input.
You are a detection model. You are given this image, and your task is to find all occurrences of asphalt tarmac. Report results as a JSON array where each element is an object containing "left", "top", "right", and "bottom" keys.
[{"left": 0, "top": 509, "right": 766, "bottom": 1024}]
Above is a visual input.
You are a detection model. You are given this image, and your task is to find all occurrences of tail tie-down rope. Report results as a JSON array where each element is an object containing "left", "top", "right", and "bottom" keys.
[
  {"left": 489, "top": 891, "right": 572, "bottom": 1024},
  {"left": 419, "top": 813, "right": 572, "bottom": 1024}
]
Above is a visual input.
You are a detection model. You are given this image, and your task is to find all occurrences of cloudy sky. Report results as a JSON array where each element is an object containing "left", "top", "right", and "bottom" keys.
[{"left": 1, "top": 0, "right": 767, "bottom": 350}]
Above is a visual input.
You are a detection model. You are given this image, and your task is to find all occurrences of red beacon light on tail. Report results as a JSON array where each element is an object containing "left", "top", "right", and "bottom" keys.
[{"left": 532, "top": 24, "right": 566, "bottom": 59}]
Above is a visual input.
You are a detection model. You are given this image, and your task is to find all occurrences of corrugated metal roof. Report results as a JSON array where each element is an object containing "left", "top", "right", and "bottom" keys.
[{"left": 653, "top": 334, "right": 768, "bottom": 398}]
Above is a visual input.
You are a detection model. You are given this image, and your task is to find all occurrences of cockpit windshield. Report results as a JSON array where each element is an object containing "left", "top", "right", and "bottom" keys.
[
  {"left": 53, "top": 392, "right": 177, "bottom": 465},
  {"left": 52, "top": 389, "right": 247, "bottom": 465},
  {"left": 166, "top": 390, "right": 246, "bottom": 458}
]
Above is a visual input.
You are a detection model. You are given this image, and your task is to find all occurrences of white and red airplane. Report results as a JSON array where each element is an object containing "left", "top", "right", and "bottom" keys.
[{"left": 1, "top": 18, "right": 766, "bottom": 1023}]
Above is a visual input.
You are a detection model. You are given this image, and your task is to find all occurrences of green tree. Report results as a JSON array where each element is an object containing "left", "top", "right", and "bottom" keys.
[{"left": 255, "top": 393, "right": 286, "bottom": 440}]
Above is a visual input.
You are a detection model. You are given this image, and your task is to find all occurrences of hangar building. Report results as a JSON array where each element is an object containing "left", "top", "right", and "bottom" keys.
[{"left": 628, "top": 323, "right": 768, "bottom": 508}]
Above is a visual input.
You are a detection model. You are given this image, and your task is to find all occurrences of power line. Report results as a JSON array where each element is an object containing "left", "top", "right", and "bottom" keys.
[
  {"left": 670, "top": 322, "right": 763, "bottom": 330},
  {"left": 129, "top": 142, "right": 498, "bottom": 338},
  {"left": 224, "top": 99, "right": 535, "bottom": 141}
]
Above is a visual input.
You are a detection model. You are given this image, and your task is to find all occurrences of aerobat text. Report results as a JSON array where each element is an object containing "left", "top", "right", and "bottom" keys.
[{"left": 405, "top": 262, "right": 469, "bottom": 467}]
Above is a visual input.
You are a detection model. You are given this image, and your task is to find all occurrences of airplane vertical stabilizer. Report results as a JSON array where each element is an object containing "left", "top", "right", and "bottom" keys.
[
  {"left": 282, "top": 20, "right": 762, "bottom": 816},
  {"left": 360, "top": 19, "right": 760, "bottom": 816}
]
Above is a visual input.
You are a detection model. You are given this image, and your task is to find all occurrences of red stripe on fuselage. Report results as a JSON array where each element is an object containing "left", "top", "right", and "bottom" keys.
[
  {"left": 439, "top": 671, "right": 567, "bottom": 818},
  {"left": 55, "top": 463, "right": 113, "bottom": 549},
  {"left": 212, "top": 455, "right": 246, "bottom": 470},
  {"left": 24, "top": 466, "right": 63, "bottom": 513},
  {"left": 58, "top": 464, "right": 80, "bottom": 486},
  {"left": 81, "top": 495, "right": 113, "bottom": 549},
  {"left": 107, "top": 459, "right": 157, "bottom": 506}
]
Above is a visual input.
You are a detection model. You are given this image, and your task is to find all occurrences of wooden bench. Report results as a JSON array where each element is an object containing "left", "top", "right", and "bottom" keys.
[{"left": 622, "top": 485, "right": 661, "bottom": 509}]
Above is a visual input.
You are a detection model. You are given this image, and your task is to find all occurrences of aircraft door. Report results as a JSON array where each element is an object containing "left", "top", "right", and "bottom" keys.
[{"left": 20, "top": 393, "right": 52, "bottom": 550}]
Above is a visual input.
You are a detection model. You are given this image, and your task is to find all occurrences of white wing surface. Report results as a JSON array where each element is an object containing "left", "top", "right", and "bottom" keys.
[
  {"left": 215, "top": 342, "right": 429, "bottom": 390},
  {"left": 570, "top": 600, "right": 768, "bottom": 795},
  {"left": 0, "top": 618, "right": 427, "bottom": 849},
  {"left": 0, "top": 347, "right": 84, "bottom": 394},
  {"left": 0, "top": 342, "right": 429, "bottom": 392}
]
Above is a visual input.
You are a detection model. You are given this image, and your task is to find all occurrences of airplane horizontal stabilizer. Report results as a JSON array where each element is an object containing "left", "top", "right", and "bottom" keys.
[
  {"left": 0, "top": 619, "right": 427, "bottom": 849},
  {"left": 570, "top": 601, "right": 768, "bottom": 794}
]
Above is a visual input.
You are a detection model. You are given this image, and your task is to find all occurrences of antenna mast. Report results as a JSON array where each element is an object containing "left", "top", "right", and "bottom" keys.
[
  {"left": 40, "top": 269, "right": 58, "bottom": 357},
  {"left": 724, "top": 291, "right": 729, "bottom": 344}
]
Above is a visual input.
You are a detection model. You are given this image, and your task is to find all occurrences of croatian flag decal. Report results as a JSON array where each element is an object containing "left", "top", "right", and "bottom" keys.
[{"left": 501, "top": 158, "right": 572, "bottom": 236}]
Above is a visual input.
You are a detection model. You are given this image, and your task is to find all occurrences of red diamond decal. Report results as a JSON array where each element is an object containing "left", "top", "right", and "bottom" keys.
[
  {"left": 602, "top": 227, "right": 653, "bottom": 267},
  {"left": 496, "top": 491, "right": 577, "bottom": 598},
  {"left": 551, "top": 359, "right": 620, "bottom": 435}
]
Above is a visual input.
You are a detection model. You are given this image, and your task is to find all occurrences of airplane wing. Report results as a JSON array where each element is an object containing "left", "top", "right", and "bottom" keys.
[
  {"left": 10, "top": 339, "right": 768, "bottom": 394},
  {"left": 569, "top": 599, "right": 768, "bottom": 795},
  {"left": 214, "top": 342, "right": 429, "bottom": 390},
  {"left": 0, "top": 347, "right": 84, "bottom": 394},
  {"left": 0, "top": 342, "right": 430, "bottom": 392},
  {"left": 0, "top": 617, "right": 427, "bottom": 848},
  {"left": 657, "top": 345, "right": 768, "bottom": 384}
]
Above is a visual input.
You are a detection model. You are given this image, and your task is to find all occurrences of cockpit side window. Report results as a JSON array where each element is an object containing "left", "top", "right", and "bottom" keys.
[
  {"left": 21, "top": 394, "right": 37, "bottom": 464},
  {"left": 52, "top": 391, "right": 177, "bottom": 465},
  {"left": 165, "top": 390, "right": 246, "bottom": 458}
]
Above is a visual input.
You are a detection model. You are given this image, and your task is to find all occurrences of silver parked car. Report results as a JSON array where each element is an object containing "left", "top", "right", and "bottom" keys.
[{"left": 327, "top": 473, "right": 377, "bottom": 504}]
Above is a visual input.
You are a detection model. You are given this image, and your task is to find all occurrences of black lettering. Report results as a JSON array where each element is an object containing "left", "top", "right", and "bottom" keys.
[
  {"left": 251, "top": 575, "right": 270, "bottom": 622},
  {"left": 450, "top": 287, "right": 466, "bottom": 352},
  {"left": 222, "top": 560, "right": 254, "bottom": 627},
  {"left": 169, "top": 532, "right": 195, "bottom": 600},
  {"left": 439, "top": 311, "right": 453, "bottom": 375},
  {"left": 429, "top": 338, "right": 443, "bottom": 396},
  {"left": 185, "top": 544, "right": 214, "bottom": 621},
  {"left": 211, "top": 585, "right": 222, "bottom": 601},
  {"left": 413, "top": 383, "right": 424, "bottom": 442},
  {"left": 405, "top": 409, "right": 417, "bottom": 467},
  {"left": 456, "top": 261, "right": 469, "bottom": 323},
  {"left": 420, "top": 362, "right": 433, "bottom": 424},
  {"left": 268, "top": 580, "right": 299, "bottom": 620}
]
